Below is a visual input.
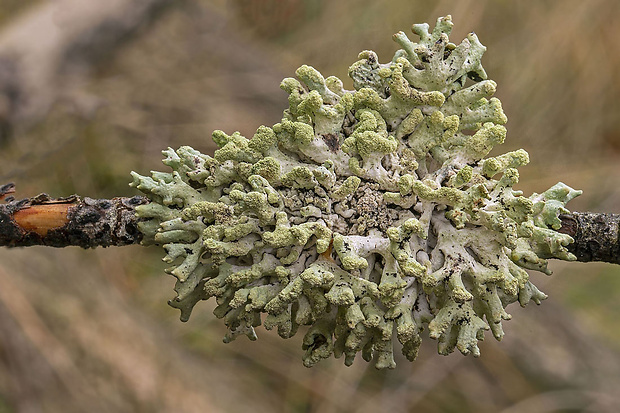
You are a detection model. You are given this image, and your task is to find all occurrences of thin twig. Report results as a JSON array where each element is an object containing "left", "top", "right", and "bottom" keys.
[
  {"left": 559, "top": 212, "right": 620, "bottom": 264},
  {"left": 0, "top": 184, "right": 146, "bottom": 248}
]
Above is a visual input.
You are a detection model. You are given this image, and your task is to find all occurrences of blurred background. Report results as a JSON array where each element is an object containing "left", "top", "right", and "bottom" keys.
[{"left": 1, "top": 0, "right": 619, "bottom": 411}]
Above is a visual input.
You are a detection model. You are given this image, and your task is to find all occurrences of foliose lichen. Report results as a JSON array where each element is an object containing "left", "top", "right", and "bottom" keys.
[{"left": 130, "top": 16, "right": 581, "bottom": 369}]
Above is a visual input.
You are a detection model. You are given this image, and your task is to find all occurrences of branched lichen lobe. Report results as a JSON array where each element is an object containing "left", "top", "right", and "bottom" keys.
[{"left": 132, "top": 16, "right": 581, "bottom": 368}]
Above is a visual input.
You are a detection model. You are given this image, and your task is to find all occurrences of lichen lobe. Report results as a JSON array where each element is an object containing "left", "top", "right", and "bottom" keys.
[{"left": 131, "top": 15, "right": 580, "bottom": 369}]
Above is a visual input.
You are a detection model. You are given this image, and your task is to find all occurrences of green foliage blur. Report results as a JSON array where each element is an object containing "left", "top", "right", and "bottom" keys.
[{"left": 1, "top": 1, "right": 620, "bottom": 412}]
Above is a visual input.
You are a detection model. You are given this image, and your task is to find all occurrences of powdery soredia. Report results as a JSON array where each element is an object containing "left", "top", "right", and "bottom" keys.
[{"left": 131, "top": 16, "right": 581, "bottom": 369}]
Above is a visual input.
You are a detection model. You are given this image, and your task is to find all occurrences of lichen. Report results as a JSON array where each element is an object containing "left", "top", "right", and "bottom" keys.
[{"left": 130, "top": 15, "right": 581, "bottom": 369}]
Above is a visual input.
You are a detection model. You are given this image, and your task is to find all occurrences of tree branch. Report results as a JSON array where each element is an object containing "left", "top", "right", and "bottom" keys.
[
  {"left": 559, "top": 212, "right": 620, "bottom": 264},
  {"left": 0, "top": 184, "right": 146, "bottom": 248},
  {"left": 2, "top": 182, "right": 620, "bottom": 265}
]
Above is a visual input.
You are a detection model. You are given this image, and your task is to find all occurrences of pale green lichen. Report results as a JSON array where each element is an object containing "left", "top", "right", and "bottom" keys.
[{"left": 131, "top": 15, "right": 581, "bottom": 369}]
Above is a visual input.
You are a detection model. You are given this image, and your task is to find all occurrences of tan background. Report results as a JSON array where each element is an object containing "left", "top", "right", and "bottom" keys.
[{"left": 1, "top": 1, "right": 620, "bottom": 411}]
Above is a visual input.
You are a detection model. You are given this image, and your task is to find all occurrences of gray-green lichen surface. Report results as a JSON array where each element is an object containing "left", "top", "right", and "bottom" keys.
[{"left": 130, "top": 16, "right": 581, "bottom": 369}]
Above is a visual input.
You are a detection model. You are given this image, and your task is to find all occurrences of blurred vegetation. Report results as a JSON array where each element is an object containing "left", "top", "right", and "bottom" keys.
[
  {"left": 0, "top": 1, "right": 39, "bottom": 26},
  {"left": 1, "top": 0, "right": 620, "bottom": 412}
]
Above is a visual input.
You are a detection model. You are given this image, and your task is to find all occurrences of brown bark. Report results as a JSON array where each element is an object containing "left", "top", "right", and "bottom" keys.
[
  {"left": 559, "top": 212, "right": 620, "bottom": 265},
  {"left": 0, "top": 184, "right": 146, "bottom": 248}
]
